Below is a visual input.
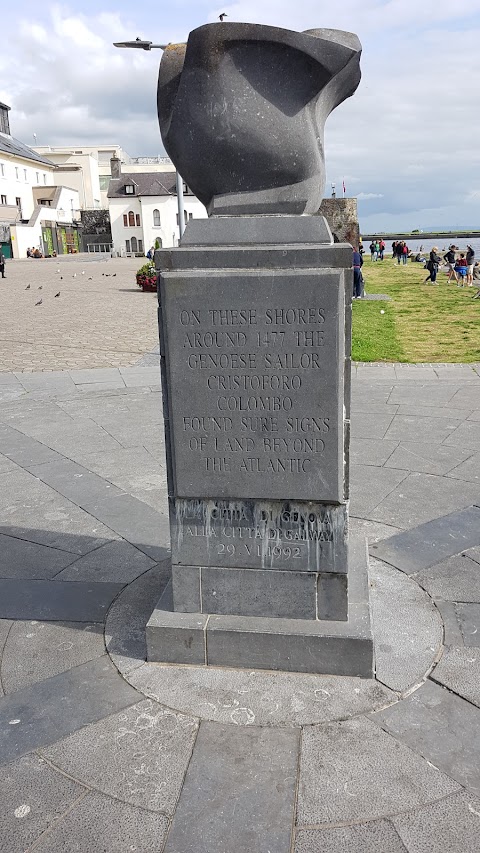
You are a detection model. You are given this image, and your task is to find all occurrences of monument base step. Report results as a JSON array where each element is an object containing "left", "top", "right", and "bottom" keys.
[{"left": 146, "top": 538, "right": 374, "bottom": 678}]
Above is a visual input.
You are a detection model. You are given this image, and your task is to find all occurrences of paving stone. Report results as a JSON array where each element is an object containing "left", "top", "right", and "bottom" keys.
[
  {"left": 469, "top": 409, "right": 480, "bottom": 421},
  {"left": 387, "top": 384, "right": 459, "bottom": 406},
  {"left": 349, "top": 465, "right": 408, "bottom": 518},
  {"left": 447, "top": 451, "right": 480, "bottom": 483},
  {"left": 449, "top": 386, "right": 480, "bottom": 409},
  {"left": 369, "top": 560, "right": 442, "bottom": 692},
  {"left": 350, "top": 401, "right": 398, "bottom": 415},
  {"left": 0, "top": 500, "right": 118, "bottom": 556},
  {"left": 0, "top": 619, "right": 13, "bottom": 697},
  {"left": 83, "top": 493, "right": 170, "bottom": 562},
  {"left": 394, "top": 367, "right": 439, "bottom": 382},
  {"left": 0, "top": 453, "right": 17, "bottom": 474},
  {"left": 0, "top": 578, "right": 124, "bottom": 621},
  {"left": 164, "top": 721, "right": 298, "bottom": 853},
  {"left": 355, "top": 367, "right": 397, "bottom": 383},
  {"left": 350, "top": 437, "right": 398, "bottom": 466},
  {"left": 43, "top": 698, "right": 197, "bottom": 814},
  {"left": 68, "top": 368, "right": 125, "bottom": 385},
  {"left": 0, "top": 754, "right": 84, "bottom": 853},
  {"left": 414, "top": 553, "right": 480, "bottom": 603},
  {"left": 434, "top": 366, "right": 480, "bottom": 381},
  {"left": 0, "top": 423, "right": 63, "bottom": 468},
  {"left": 18, "top": 417, "right": 122, "bottom": 458},
  {"left": 105, "top": 563, "right": 170, "bottom": 674},
  {"left": 74, "top": 379, "right": 127, "bottom": 393},
  {"left": 431, "top": 647, "right": 480, "bottom": 707},
  {"left": 1, "top": 621, "right": 105, "bottom": 694},
  {"left": 456, "top": 603, "right": 480, "bottom": 647},
  {"left": 349, "top": 517, "right": 402, "bottom": 543},
  {"left": 295, "top": 823, "right": 408, "bottom": 853},
  {"left": 0, "top": 372, "right": 21, "bottom": 386},
  {"left": 435, "top": 601, "right": 465, "bottom": 647},
  {"left": 444, "top": 420, "right": 480, "bottom": 449},
  {"left": 350, "top": 412, "right": 395, "bottom": 440},
  {"left": 0, "top": 533, "right": 77, "bottom": 580},
  {"left": 372, "top": 679, "right": 480, "bottom": 796},
  {"left": 119, "top": 366, "right": 161, "bottom": 387},
  {"left": 31, "top": 791, "right": 169, "bottom": 853},
  {"left": 77, "top": 446, "right": 167, "bottom": 494},
  {"left": 369, "top": 473, "right": 480, "bottom": 528},
  {"left": 29, "top": 458, "right": 125, "bottom": 506},
  {"left": 370, "top": 506, "right": 480, "bottom": 573},
  {"left": 128, "top": 661, "right": 395, "bottom": 728},
  {"left": 0, "top": 655, "right": 139, "bottom": 766},
  {"left": 384, "top": 442, "right": 474, "bottom": 476},
  {"left": 297, "top": 716, "right": 459, "bottom": 825},
  {"left": 393, "top": 791, "right": 480, "bottom": 853},
  {"left": 14, "top": 371, "right": 77, "bottom": 393},
  {"left": 384, "top": 415, "right": 459, "bottom": 443},
  {"left": 396, "top": 404, "right": 471, "bottom": 420},
  {"left": 55, "top": 538, "right": 156, "bottom": 583}
]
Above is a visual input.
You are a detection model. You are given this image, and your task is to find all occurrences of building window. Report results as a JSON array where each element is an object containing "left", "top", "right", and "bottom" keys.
[
  {"left": 123, "top": 214, "right": 128, "bottom": 227},
  {"left": 24, "top": 169, "right": 27, "bottom": 181},
  {"left": 15, "top": 167, "right": 19, "bottom": 180},
  {"left": 36, "top": 172, "right": 39, "bottom": 183},
  {"left": 125, "top": 184, "right": 134, "bottom": 194},
  {"left": 153, "top": 209, "right": 161, "bottom": 226},
  {"left": 43, "top": 174, "right": 47, "bottom": 184},
  {"left": 15, "top": 197, "right": 21, "bottom": 207},
  {"left": 0, "top": 195, "right": 6, "bottom": 205},
  {"left": 99, "top": 175, "right": 110, "bottom": 191},
  {"left": 176, "top": 214, "right": 179, "bottom": 226},
  {"left": 135, "top": 213, "right": 140, "bottom": 227},
  {"left": 125, "top": 239, "right": 131, "bottom": 253},
  {"left": 0, "top": 164, "right": 4, "bottom": 177},
  {"left": 0, "top": 105, "right": 10, "bottom": 135},
  {"left": 189, "top": 212, "right": 193, "bottom": 220},
  {"left": 138, "top": 239, "right": 143, "bottom": 253},
  {"left": 131, "top": 236, "right": 138, "bottom": 253},
  {"left": 128, "top": 211, "right": 135, "bottom": 227}
]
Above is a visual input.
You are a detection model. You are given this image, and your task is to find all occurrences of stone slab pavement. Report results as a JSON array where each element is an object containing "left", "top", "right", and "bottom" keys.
[
  {"left": 0, "top": 256, "right": 158, "bottom": 372},
  {"left": 0, "top": 361, "right": 479, "bottom": 851}
]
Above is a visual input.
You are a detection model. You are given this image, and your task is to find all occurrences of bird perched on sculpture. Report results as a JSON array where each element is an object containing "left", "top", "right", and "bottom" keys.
[{"left": 219, "top": 12, "right": 228, "bottom": 21}]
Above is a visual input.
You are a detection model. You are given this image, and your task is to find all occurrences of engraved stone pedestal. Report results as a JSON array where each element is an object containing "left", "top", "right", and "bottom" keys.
[{"left": 147, "top": 216, "right": 374, "bottom": 677}]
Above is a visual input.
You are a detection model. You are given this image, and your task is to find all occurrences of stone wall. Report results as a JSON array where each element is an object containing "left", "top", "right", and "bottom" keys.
[{"left": 318, "top": 198, "right": 359, "bottom": 248}]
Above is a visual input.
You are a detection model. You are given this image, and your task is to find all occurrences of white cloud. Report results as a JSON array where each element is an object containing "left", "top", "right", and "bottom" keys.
[
  {"left": 0, "top": 0, "right": 479, "bottom": 228},
  {"left": 357, "top": 193, "right": 384, "bottom": 200}
]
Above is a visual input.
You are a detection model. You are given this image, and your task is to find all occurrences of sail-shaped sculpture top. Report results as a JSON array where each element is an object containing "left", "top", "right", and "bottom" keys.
[{"left": 158, "top": 23, "right": 361, "bottom": 215}]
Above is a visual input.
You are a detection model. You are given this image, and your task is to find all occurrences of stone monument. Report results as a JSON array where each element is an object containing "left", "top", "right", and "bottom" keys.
[{"left": 147, "top": 22, "right": 373, "bottom": 677}]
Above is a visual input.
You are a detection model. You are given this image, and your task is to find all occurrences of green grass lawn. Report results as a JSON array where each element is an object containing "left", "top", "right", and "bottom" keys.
[{"left": 352, "top": 258, "right": 480, "bottom": 362}]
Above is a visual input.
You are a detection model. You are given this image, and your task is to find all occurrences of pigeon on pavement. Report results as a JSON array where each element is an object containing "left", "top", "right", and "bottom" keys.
[
  {"left": 35, "top": 298, "right": 42, "bottom": 305},
  {"left": 54, "top": 292, "right": 60, "bottom": 297},
  {"left": 25, "top": 284, "right": 30, "bottom": 290},
  {"left": 38, "top": 286, "right": 42, "bottom": 290}
]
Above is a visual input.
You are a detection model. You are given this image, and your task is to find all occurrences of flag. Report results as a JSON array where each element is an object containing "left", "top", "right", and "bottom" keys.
[{"left": 342, "top": 179, "right": 346, "bottom": 196}]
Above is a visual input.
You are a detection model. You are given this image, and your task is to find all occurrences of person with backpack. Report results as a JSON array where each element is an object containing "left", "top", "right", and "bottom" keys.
[
  {"left": 402, "top": 242, "right": 409, "bottom": 264},
  {"left": 369, "top": 241, "right": 376, "bottom": 261},
  {"left": 424, "top": 247, "right": 441, "bottom": 284}
]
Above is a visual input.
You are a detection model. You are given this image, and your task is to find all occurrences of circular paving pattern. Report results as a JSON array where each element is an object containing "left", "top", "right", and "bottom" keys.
[{"left": 105, "top": 558, "right": 443, "bottom": 727}]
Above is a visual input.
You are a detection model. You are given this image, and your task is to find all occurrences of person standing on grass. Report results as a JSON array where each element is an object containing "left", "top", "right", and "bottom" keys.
[
  {"left": 402, "top": 242, "right": 409, "bottom": 264},
  {"left": 466, "top": 245, "right": 475, "bottom": 286},
  {"left": 443, "top": 246, "right": 457, "bottom": 283},
  {"left": 424, "top": 246, "right": 441, "bottom": 284},
  {"left": 369, "top": 240, "right": 376, "bottom": 261},
  {"left": 392, "top": 240, "right": 397, "bottom": 260},
  {"left": 0, "top": 250, "right": 5, "bottom": 279},
  {"left": 379, "top": 239, "right": 385, "bottom": 260},
  {"left": 352, "top": 246, "right": 364, "bottom": 299}
]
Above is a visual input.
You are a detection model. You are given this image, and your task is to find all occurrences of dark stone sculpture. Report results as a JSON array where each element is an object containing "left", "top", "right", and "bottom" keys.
[{"left": 158, "top": 23, "right": 361, "bottom": 215}]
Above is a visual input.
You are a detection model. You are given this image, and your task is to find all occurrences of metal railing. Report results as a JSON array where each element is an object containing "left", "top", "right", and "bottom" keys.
[{"left": 87, "top": 243, "right": 113, "bottom": 253}]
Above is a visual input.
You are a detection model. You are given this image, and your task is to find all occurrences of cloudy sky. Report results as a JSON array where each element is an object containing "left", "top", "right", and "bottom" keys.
[{"left": 1, "top": 0, "right": 479, "bottom": 230}]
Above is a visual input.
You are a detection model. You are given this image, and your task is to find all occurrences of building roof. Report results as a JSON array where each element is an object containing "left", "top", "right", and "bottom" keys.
[
  {"left": 107, "top": 171, "right": 177, "bottom": 199},
  {"left": 0, "top": 133, "right": 55, "bottom": 167}
]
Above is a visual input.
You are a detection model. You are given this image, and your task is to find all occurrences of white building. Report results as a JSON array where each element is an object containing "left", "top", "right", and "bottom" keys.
[
  {"left": 34, "top": 144, "right": 177, "bottom": 209},
  {"left": 0, "top": 103, "right": 82, "bottom": 258},
  {"left": 107, "top": 159, "right": 207, "bottom": 255}
]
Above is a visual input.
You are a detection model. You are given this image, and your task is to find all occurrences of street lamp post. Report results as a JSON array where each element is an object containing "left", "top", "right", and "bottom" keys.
[{"left": 113, "top": 38, "right": 185, "bottom": 242}]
